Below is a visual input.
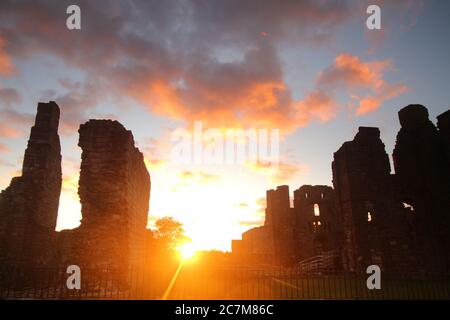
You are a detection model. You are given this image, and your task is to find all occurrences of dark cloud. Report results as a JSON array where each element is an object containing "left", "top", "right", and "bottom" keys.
[
  {"left": 0, "top": 87, "right": 21, "bottom": 107},
  {"left": 315, "top": 54, "right": 408, "bottom": 114},
  {"left": 39, "top": 79, "right": 106, "bottom": 135},
  {"left": 0, "top": 0, "right": 422, "bottom": 131},
  {"left": 0, "top": 109, "right": 33, "bottom": 137},
  {"left": 363, "top": 0, "right": 427, "bottom": 53}
]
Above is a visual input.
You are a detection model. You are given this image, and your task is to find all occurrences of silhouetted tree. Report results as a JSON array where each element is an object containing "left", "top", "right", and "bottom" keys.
[{"left": 153, "top": 217, "right": 190, "bottom": 252}]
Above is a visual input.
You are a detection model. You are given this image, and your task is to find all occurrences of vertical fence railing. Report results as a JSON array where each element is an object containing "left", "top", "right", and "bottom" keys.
[{"left": 1, "top": 265, "right": 450, "bottom": 299}]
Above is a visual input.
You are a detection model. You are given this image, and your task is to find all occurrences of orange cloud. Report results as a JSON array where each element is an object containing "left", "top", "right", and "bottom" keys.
[
  {"left": 318, "top": 54, "right": 389, "bottom": 88},
  {"left": 0, "top": 36, "right": 14, "bottom": 75},
  {"left": 0, "top": 1, "right": 411, "bottom": 135},
  {"left": 247, "top": 160, "right": 307, "bottom": 184},
  {"left": 123, "top": 44, "right": 303, "bottom": 132},
  {"left": 317, "top": 53, "right": 408, "bottom": 115},
  {"left": 271, "top": 162, "right": 307, "bottom": 184},
  {"left": 295, "top": 90, "right": 338, "bottom": 124},
  {"left": 0, "top": 109, "right": 33, "bottom": 138},
  {"left": 144, "top": 157, "right": 167, "bottom": 171},
  {"left": 0, "top": 125, "right": 21, "bottom": 138},
  {"left": 171, "top": 170, "right": 221, "bottom": 192},
  {"left": 125, "top": 52, "right": 406, "bottom": 134},
  {"left": 356, "top": 83, "right": 408, "bottom": 115},
  {"left": 0, "top": 142, "right": 11, "bottom": 153},
  {"left": 178, "top": 170, "right": 220, "bottom": 184}
]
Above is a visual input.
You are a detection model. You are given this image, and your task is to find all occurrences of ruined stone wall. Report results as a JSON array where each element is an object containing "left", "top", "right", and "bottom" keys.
[
  {"left": 62, "top": 120, "right": 150, "bottom": 272},
  {"left": 231, "top": 226, "right": 274, "bottom": 265},
  {"left": 242, "top": 226, "right": 273, "bottom": 255},
  {"left": 332, "top": 127, "right": 415, "bottom": 273},
  {"left": 393, "top": 105, "right": 450, "bottom": 272},
  {"left": 229, "top": 106, "right": 450, "bottom": 273},
  {"left": 236, "top": 184, "right": 343, "bottom": 266},
  {"left": 264, "top": 185, "right": 291, "bottom": 227},
  {"left": 293, "top": 185, "right": 342, "bottom": 262},
  {"left": 0, "top": 102, "right": 62, "bottom": 267},
  {"left": 264, "top": 185, "right": 296, "bottom": 264}
]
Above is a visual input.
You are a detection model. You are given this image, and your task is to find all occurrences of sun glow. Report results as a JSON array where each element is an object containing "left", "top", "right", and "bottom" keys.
[
  {"left": 178, "top": 242, "right": 197, "bottom": 260},
  {"left": 56, "top": 162, "right": 274, "bottom": 252}
]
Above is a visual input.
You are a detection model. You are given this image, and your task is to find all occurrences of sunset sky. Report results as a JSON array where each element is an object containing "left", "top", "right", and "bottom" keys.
[{"left": 1, "top": 0, "right": 449, "bottom": 252}]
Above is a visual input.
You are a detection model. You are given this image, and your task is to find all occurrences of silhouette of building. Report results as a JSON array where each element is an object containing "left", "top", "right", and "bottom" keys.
[
  {"left": 393, "top": 105, "right": 450, "bottom": 273},
  {"left": 0, "top": 103, "right": 152, "bottom": 277},
  {"left": 1, "top": 101, "right": 449, "bottom": 276},
  {"left": 266, "top": 185, "right": 296, "bottom": 264},
  {"left": 293, "top": 185, "right": 342, "bottom": 263},
  {"left": 233, "top": 104, "right": 450, "bottom": 274},
  {"left": 233, "top": 185, "right": 343, "bottom": 267},
  {"left": 0, "top": 102, "right": 62, "bottom": 267},
  {"left": 232, "top": 226, "right": 274, "bottom": 264},
  {"left": 333, "top": 127, "right": 416, "bottom": 273},
  {"left": 57, "top": 120, "right": 151, "bottom": 274}
]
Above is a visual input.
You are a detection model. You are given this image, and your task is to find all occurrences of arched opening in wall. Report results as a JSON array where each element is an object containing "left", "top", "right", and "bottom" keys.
[
  {"left": 321, "top": 193, "right": 324, "bottom": 199},
  {"left": 367, "top": 211, "right": 372, "bottom": 222},
  {"left": 314, "top": 203, "right": 320, "bottom": 216},
  {"left": 305, "top": 192, "right": 308, "bottom": 199}
]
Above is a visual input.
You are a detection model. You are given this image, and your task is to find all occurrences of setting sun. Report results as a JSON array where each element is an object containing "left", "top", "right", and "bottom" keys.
[{"left": 178, "top": 243, "right": 197, "bottom": 260}]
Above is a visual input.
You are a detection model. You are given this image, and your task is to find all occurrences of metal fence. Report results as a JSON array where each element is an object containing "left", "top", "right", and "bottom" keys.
[{"left": 1, "top": 265, "right": 449, "bottom": 299}]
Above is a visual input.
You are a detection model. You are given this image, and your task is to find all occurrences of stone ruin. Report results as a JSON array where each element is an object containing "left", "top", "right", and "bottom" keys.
[
  {"left": 57, "top": 120, "right": 151, "bottom": 273},
  {"left": 1, "top": 101, "right": 449, "bottom": 276},
  {"left": 233, "top": 104, "right": 450, "bottom": 274},
  {"left": 0, "top": 102, "right": 62, "bottom": 267},
  {"left": 293, "top": 185, "right": 342, "bottom": 263},
  {"left": 393, "top": 105, "right": 450, "bottom": 273},
  {"left": 266, "top": 185, "right": 293, "bottom": 264},
  {"left": 0, "top": 102, "right": 151, "bottom": 275},
  {"left": 333, "top": 127, "right": 416, "bottom": 273},
  {"left": 233, "top": 185, "right": 343, "bottom": 267}
]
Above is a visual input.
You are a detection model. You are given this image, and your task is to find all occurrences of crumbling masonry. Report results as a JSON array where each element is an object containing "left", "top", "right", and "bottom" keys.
[
  {"left": 333, "top": 127, "right": 416, "bottom": 273},
  {"left": 0, "top": 102, "right": 62, "bottom": 267},
  {"left": 392, "top": 105, "right": 450, "bottom": 273},
  {"left": 233, "top": 104, "right": 450, "bottom": 274},
  {"left": 58, "top": 120, "right": 151, "bottom": 273},
  {"left": 0, "top": 102, "right": 151, "bottom": 276}
]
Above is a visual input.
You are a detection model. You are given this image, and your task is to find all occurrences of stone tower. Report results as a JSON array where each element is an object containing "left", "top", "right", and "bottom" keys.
[
  {"left": 293, "top": 185, "right": 342, "bottom": 262},
  {"left": 265, "top": 185, "right": 295, "bottom": 264},
  {"left": 0, "top": 101, "right": 62, "bottom": 267}
]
